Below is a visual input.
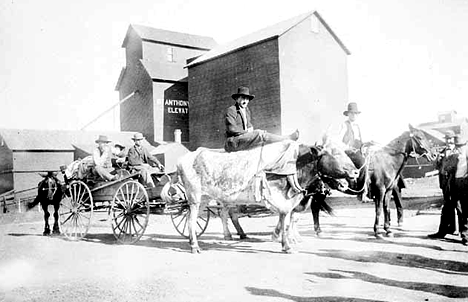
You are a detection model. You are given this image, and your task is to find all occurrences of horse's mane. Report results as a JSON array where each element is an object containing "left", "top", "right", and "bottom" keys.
[{"left": 384, "top": 131, "right": 410, "bottom": 153}]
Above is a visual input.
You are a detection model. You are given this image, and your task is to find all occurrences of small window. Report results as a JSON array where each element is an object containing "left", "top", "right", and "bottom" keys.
[{"left": 167, "top": 47, "right": 174, "bottom": 62}]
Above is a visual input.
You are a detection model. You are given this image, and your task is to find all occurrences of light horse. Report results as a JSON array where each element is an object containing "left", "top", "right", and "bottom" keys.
[
  {"left": 176, "top": 141, "right": 359, "bottom": 253},
  {"left": 347, "top": 125, "right": 434, "bottom": 238},
  {"left": 27, "top": 172, "right": 64, "bottom": 236}
]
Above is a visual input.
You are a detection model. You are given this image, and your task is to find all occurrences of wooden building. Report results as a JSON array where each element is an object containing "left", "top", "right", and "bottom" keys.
[
  {"left": 186, "top": 11, "right": 350, "bottom": 149},
  {"left": 115, "top": 25, "right": 217, "bottom": 143}
]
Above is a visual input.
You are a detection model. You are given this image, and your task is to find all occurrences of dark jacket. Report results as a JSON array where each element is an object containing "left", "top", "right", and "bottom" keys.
[
  {"left": 225, "top": 104, "right": 253, "bottom": 138},
  {"left": 127, "top": 145, "right": 162, "bottom": 167}
]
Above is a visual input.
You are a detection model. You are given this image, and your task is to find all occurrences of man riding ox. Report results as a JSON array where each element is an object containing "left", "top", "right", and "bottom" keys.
[
  {"left": 224, "top": 86, "right": 302, "bottom": 194},
  {"left": 174, "top": 86, "right": 359, "bottom": 253}
]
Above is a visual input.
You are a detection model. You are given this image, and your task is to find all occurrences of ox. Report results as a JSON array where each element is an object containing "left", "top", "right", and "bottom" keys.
[{"left": 176, "top": 141, "right": 358, "bottom": 253}]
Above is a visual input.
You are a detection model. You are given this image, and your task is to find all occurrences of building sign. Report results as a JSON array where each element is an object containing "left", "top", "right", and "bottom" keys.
[
  {"left": 163, "top": 98, "right": 189, "bottom": 142},
  {"left": 165, "top": 99, "right": 189, "bottom": 114}
]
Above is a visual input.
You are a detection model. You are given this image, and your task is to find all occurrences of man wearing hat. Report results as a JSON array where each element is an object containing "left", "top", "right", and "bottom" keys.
[
  {"left": 429, "top": 130, "right": 462, "bottom": 239},
  {"left": 92, "top": 135, "right": 119, "bottom": 181},
  {"left": 339, "top": 102, "right": 362, "bottom": 150},
  {"left": 224, "top": 86, "right": 302, "bottom": 193},
  {"left": 224, "top": 86, "right": 299, "bottom": 152},
  {"left": 127, "top": 132, "right": 164, "bottom": 188}
]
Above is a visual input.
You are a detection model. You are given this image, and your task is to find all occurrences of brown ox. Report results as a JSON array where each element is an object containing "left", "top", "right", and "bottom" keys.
[{"left": 176, "top": 141, "right": 358, "bottom": 253}]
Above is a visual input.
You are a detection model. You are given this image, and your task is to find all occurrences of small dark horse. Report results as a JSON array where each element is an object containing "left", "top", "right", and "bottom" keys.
[
  {"left": 353, "top": 125, "right": 433, "bottom": 238},
  {"left": 28, "top": 172, "right": 63, "bottom": 236}
]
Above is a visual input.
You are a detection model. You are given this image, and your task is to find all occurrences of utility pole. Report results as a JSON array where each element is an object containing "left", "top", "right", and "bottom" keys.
[{"left": 81, "top": 91, "right": 138, "bottom": 130}]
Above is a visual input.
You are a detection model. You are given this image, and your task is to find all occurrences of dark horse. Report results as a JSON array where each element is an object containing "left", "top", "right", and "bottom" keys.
[
  {"left": 28, "top": 172, "right": 63, "bottom": 235},
  {"left": 351, "top": 125, "right": 433, "bottom": 238},
  {"left": 307, "top": 125, "right": 434, "bottom": 239}
]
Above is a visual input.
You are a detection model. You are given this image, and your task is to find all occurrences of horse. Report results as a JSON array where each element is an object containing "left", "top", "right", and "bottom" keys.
[
  {"left": 343, "top": 124, "right": 434, "bottom": 238},
  {"left": 27, "top": 172, "right": 64, "bottom": 236},
  {"left": 175, "top": 141, "right": 359, "bottom": 253}
]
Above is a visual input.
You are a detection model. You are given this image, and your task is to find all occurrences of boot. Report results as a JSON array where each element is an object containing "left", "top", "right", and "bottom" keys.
[
  {"left": 288, "top": 130, "right": 299, "bottom": 141},
  {"left": 286, "top": 174, "right": 304, "bottom": 195}
]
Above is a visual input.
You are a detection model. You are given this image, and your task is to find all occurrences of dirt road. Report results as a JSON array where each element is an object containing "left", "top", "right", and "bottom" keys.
[{"left": 1, "top": 199, "right": 467, "bottom": 302}]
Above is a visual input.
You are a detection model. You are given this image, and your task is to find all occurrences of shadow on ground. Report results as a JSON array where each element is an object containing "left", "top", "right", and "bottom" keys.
[
  {"left": 303, "top": 249, "right": 468, "bottom": 276},
  {"left": 306, "top": 269, "right": 468, "bottom": 299},
  {"left": 245, "top": 286, "right": 386, "bottom": 302}
]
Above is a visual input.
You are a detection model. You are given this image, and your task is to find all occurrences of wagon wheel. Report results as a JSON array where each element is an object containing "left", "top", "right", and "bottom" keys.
[
  {"left": 59, "top": 180, "right": 93, "bottom": 240},
  {"left": 111, "top": 180, "right": 149, "bottom": 244},
  {"left": 171, "top": 204, "right": 210, "bottom": 238}
]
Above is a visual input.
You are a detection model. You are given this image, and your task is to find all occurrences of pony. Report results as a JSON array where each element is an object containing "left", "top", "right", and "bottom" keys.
[
  {"left": 27, "top": 172, "right": 64, "bottom": 236},
  {"left": 175, "top": 141, "right": 358, "bottom": 253},
  {"left": 344, "top": 125, "right": 434, "bottom": 238}
]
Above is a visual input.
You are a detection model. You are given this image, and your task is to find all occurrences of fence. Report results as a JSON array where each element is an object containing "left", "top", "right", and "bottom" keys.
[{"left": 0, "top": 187, "right": 38, "bottom": 214}]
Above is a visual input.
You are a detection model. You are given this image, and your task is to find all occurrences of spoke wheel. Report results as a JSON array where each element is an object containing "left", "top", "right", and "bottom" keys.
[
  {"left": 171, "top": 205, "right": 210, "bottom": 238},
  {"left": 59, "top": 181, "right": 93, "bottom": 240},
  {"left": 111, "top": 180, "right": 149, "bottom": 244}
]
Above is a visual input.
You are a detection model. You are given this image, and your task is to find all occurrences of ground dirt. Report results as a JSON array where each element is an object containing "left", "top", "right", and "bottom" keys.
[{"left": 1, "top": 188, "right": 467, "bottom": 302}]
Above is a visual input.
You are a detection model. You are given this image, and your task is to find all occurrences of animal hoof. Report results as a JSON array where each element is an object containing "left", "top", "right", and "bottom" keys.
[
  {"left": 191, "top": 247, "right": 201, "bottom": 254},
  {"left": 43, "top": 232, "right": 50, "bottom": 236},
  {"left": 239, "top": 234, "right": 248, "bottom": 240},
  {"left": 282, "top": 248, "right": 296, "bottom": 254},
  {"left": 375, "top": 233, "right": 384, "bottom": 240},
  {"left": 386, "top": 232, "right": 394, "bottom": 238},
  {"left": 224, "top": 236, "right": 234, "bottom": 241},
  {"left": 53, "top": 230, "right": 61, "bottom": 235}
]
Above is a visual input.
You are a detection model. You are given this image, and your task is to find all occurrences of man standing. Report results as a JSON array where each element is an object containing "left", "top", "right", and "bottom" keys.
[
  {"left": 127, "top": 133, "right": 164, "bottom": 188},
  {"left": 451, "top": 135, "right": 468, "bottom": 245},
  {"left": 428, "top": 130, "right": 461, "bottom": 239},
  {"left": 92, "top": 135, "right": 119, "bottom": 181},
  {"left": 224, "top": 86, "right": 299, "bottom": 152}
]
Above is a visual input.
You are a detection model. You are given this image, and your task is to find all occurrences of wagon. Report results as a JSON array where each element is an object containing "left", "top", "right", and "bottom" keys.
[{"left": 58, "top": 169, "right": 210, "bottom": 244}]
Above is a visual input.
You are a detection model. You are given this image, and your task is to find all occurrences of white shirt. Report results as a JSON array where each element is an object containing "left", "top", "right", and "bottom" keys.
[{"left": 455, "top": 145, "right": 468, "bottom": 178}]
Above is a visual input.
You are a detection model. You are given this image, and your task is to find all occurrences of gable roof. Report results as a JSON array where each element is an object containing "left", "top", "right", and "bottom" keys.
[
  {"left": 122, "top": 24, "right": 217, "bottom": 50},
  {"left": 187, "top": 11, "right": 350, "bottom": 68},
  {"left": 140, "top": 59, "right": 188, "bottom": 82}
]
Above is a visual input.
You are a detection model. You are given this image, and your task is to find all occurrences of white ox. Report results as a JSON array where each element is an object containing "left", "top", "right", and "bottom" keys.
[{"left": 175, "top": 140, "right": 359, "bottom": 253}]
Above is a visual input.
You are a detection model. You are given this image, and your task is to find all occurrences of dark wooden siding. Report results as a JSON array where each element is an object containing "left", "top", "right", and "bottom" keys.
[
  {"left": 119, "top": 60, "right": 155, "bottom": 142},
  {"left": 188, "top": 39, "right": 281, "bottom": 149}
]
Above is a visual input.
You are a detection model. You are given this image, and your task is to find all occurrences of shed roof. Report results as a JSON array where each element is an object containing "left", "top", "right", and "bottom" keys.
[
  {"left": 122, "top": 24, "right": 217, "bottom": 50},
  {"left": 0, "top": 129, "right": 161, "bottom": 152},
  {"left": 187, "top": 11, "right": 350, "bottom": 68}
]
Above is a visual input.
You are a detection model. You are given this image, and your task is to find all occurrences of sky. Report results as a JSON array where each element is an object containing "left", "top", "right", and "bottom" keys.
[{"left": 1, "top": 0, "right": 467, "bottom": 144}]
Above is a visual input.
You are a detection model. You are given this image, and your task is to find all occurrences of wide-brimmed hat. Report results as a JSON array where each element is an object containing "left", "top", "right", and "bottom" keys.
[
  {"left": 131, "top": 133, "right": 145, "bottom": 141},
  {"left": 454, "top": 134, "right": 466, "bottom": 146},
  {"left": 343, "top": 102, "right": 361, "bottom": 116},
  {"left": 444, "top": 130, "right": 456, "bottom": 139},
  {"left": 95, "top": 135, "right": 111, "bottom": 143},
  {"left": 232, "top": 86, "right": 255, "bottom": 100}
]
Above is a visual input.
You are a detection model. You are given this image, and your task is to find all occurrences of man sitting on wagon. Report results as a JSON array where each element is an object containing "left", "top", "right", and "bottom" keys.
[
  {"left": 127, "top": 132, "right": 165, "bottom": 188},
  {"left": 92, "top": 135, "right": 120, "bottom": 182}
]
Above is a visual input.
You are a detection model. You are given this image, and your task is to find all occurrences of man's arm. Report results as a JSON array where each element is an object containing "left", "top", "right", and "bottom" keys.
[{"left": 144, "top": 148, "right": 164, "bottom": 169}]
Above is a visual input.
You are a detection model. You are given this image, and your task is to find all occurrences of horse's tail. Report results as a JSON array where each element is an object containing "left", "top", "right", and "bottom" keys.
[
  {"left": 27, "top": 196, "right": 41, "bottom": 210},
  {"left": 312, "top": 193, "right": 334, "bottom": 216}
]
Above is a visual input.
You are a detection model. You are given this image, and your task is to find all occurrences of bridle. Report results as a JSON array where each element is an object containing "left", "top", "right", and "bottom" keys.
[{"left": 41, "top": 176, "right": 58, "bottom": 200}]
